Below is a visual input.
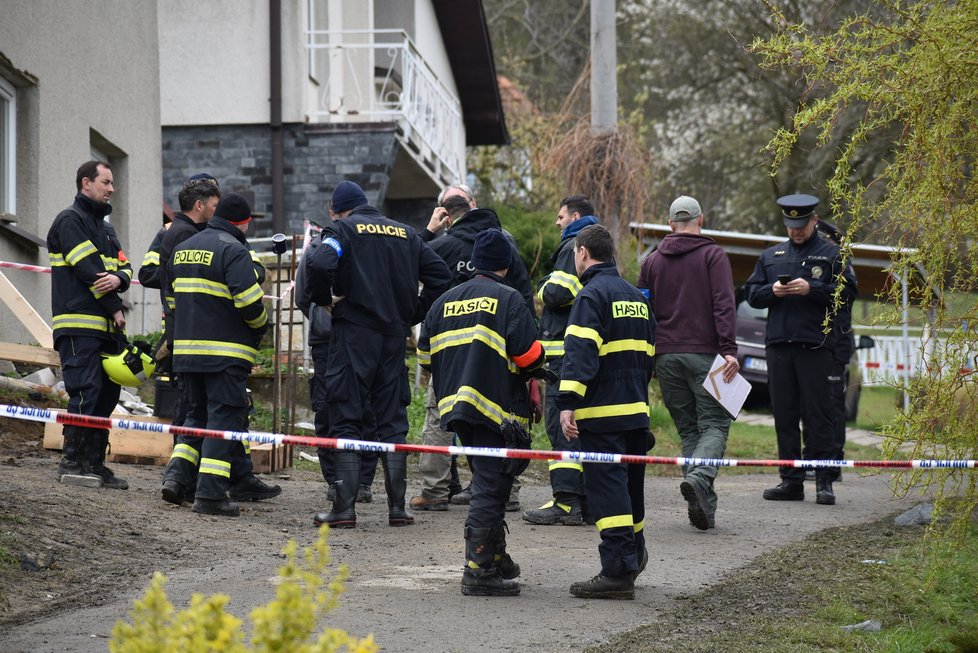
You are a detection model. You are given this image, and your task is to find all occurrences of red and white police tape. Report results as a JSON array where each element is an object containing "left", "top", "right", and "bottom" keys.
[
  {"left": 2, "top": 403, "right": 975, "bottom": 470},
  {"left": 0, "top": 259, "right": 293, "bottom": 302}
]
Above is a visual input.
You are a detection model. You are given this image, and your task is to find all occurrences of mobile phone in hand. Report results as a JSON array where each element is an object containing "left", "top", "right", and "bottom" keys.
[{"left": 778, "top": 274, "right": 792, "bottom": 285}]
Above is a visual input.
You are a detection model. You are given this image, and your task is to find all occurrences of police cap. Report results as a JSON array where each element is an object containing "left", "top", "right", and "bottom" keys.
[{"left": 777, "top": 193, "right": 819, "bottom": 228}]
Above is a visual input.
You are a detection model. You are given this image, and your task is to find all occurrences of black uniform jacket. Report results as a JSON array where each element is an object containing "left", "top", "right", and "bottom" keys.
[
  {"left": 159, "top": 213, "right": 206, "bottom": 342},
  {"left": 429, "top": 208, "right": 536, "bottom": 318},
  {"left": 537, "top": 235, "right": 580, "bottom": 358},
  {"left": 418, "top": 272, "right": 545, "bottom": 434},
  {"left": 304, "top": 205, "right": 452, "bottom": 336},
  {"left": 171, "top": 218, "right": 268, "bottom": 373},
  {"left": 744, "top": 231, "right": 857, "bottom": 349},
  {"left": 47, "top": 194, "right": 131, "bottom": 340},
  {"left": 556, "top": 262, "right": 656, "bottom": 433},
  {"left": 137, "top": 227, "right": 166, "bottom": 289}
]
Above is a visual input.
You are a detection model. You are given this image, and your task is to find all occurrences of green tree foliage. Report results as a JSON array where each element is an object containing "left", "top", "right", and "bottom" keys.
[
  {"left": 751, "top": 0, "right": 978, "bottom": 538},
  {"left": 495, "top": 204, "right": 561, "bottom": 283},
  {"left": 109, "top": 528, "right": 377, "bottom": 653}
]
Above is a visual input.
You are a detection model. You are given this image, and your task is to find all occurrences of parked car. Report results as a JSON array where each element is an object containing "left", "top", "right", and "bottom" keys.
[{"left": 734, "top": 299, "right": 875, "bottom": 422}]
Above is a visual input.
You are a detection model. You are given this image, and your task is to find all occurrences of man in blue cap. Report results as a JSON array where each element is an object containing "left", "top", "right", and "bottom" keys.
[{"left": 744, "top": 194, "right": 857, "bottom": 505}]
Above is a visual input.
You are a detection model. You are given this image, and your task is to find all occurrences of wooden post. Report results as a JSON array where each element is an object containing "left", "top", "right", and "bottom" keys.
[{"left": 0, "top": 270, "right": 53, "bottom": 348}]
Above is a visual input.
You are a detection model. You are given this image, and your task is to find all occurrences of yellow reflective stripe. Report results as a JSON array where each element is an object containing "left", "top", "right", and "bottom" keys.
[
  {"left": 173, "top": 278, "right": 231, "bottom": 299},
  {"left": 245, "top": 310, "right": 268, "bottom": 329},
  {"left": 232, "top": 283, "right": 264, "bottom": 308},
  {"left": 634, "top": 520, "right": 644, "bottom": 533},
  {"left": 565, "top": 324, "right": 603, "bottom": 348},
  {"left": 173, "top": 339, "right": 258, "bottom": 364},
  {"left": 141, "top": 251, "right": 160, "bottom": 266},
  {"left": 429, "top": 325, "right": 517, "bottom": 372},
  {"left": 166, "top": 296, "right": 176, "bottom": 310},
  {"left": 575, "top": 401, "right": 650, "bottom": 421},
  {"left": 49, "top": 253, "right": 69, "bottom": 267},
  {"left": 559, "top": 379, "right": 587, "bottom": 397},
  {"left": 536, "top": 500, "right": 572, "bottom": 513},
  {"left": 599, "top": 339, "right": 656, "bottom": 357},
  {"left": 65, "top": 240, "right": 98, "bottom": 265},
  {"left": 417, "top": 348, "right": 431, "bottom": 366},
  {"left": 199, "top": 457, "right": 231, "bottom": 478},
  {"left": 170, "top": 443, "right": 200, "bottom": 465},
  {"left": 438, "top": 385, "right": 529, "bottom": 430},
  {"left": 545, "top": 271, "right": 583, "bottom": 302},
  {"left": 549, "top": 460, "right": 584, "bottom": 472},
  {"left": 250, "top": 250, "right": 261, "bottom": 263},
  {"left": 596, "top": 514, "right": 634, "bottom": 531},
  {"left": 536, "top": 284, "right": 545, "bottom": 301},
  {"left": 89, "top": 284, "right": 107, "bottom": 300},
  {"left": 541, "top": 340, "right": 564, "bottom": 357},
  {"left": 52, "top": 313, "right": 109, "bottom": 332},
  {"left": 117, "top": 267, "right": 133, "bottom": 280},
  {"left": 243, "top": 441, "right": 251, "bottom": 454},
  {"left": 100, "top": 254, "right": 119, "bottom": 271}
]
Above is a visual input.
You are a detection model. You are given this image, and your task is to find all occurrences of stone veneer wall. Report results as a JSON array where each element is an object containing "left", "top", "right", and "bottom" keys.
[{"left": 161, "top": 122, "right": 414, "bottom": 238}]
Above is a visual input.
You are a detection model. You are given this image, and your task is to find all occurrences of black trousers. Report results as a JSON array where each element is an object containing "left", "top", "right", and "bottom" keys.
[
  {"left": 309, "top": 343, "right": 378, "bottom": 485},
  {"left": 454, "top": 422, "right": 514, "bottom": 531},
  {"left": 579, "top": 427, "right": 647, "bottom": 578},
  {"left": 56, "top": 334, "right": 121, "bottom": 421},
  {"left": 182, "top": 368, "right": 252, "bottom": 500},
  {"left": 544, "top": 356, "right": 585, "bottom": 498},
  {"left": 325, "top": 322, "right": 410, "bottom": 445},
  {"left": 767, "top": 344, "right": 840, "bottom": 482}
]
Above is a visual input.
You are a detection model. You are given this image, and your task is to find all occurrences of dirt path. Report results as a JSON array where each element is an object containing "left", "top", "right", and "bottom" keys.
[{"left": 0, "top": 441, "right": 916, "bottom": 653}]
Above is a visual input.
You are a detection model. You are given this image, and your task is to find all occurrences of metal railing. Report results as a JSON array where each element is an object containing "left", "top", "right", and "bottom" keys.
[{"left": 305, "top": 29, "right": 463, "bottom": 182}]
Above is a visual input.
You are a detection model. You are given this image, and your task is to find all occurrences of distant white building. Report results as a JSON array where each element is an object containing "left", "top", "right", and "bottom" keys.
[{"left": 158, "top": 0, "right": 508, "bottom": 236}]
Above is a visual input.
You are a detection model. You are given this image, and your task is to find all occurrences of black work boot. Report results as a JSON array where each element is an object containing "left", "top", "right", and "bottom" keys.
[
  {"left": 88, "top": 429, "right": 129, "bottom": 490},
  {"left": 569, "top": 573, "right": 635, "bottom": 600},
  {"left": 492, "top": 522, "right": 520, "bottom": 580},
  {"left": 56, "top": 427, "right": 101, "bottom": 484},
  {"left": 229, "top": 474, "right": 282, "bottom": 501},
  {"left": 192, "top": 497, "right": 241, "bottom": 517},
  {"left": 762, "top": 480, "right": 805, "bottom": 501},
  {"left": 523, "top": 498, "right": 584, "bottom": 526},
  {"left": 815, "top": 478, "right": 836, "bottom": 505},
  {"left": 680, "top": 480, "right": 710, "bottom": 530},
  {"left": 461, "top": 526, "right": 519, "bottom": 596},
  {"left": 383, "top": 452, "right": 415, "bottom": 526},
  {"left": 313, "top": 451, "right": 358, "bottom": 528},
  {"left": 161, "top": 478, "right": 186, "bottom": 505}
]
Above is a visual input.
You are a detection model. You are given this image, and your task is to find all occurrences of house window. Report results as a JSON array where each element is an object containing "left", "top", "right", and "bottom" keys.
[{"left": 0, "top": 76, "right": 15, "bottom": 215}]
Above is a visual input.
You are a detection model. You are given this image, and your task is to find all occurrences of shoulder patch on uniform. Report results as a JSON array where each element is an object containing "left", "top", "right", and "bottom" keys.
[{"left": 324, "top": 237, "right": 343, "bottom": 257}]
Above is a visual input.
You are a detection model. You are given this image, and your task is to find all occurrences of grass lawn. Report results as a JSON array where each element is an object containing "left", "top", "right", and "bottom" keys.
[{"left": 854, "top": 385, "right": 902, "bottom": 432}]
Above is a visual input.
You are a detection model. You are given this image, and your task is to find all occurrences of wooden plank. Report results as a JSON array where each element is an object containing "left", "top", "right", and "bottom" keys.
[
  {"left": 0, "top": 270, "right": 53, "bottom": 348},
  {"left": 250, "top": 443, "right": 293, "bottom": 474},
  {"left": 0, "top": 342, "right": 60, "bottom": 367}
]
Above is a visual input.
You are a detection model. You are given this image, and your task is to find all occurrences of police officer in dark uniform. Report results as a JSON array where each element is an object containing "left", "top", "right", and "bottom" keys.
[
  {"left": 417, "top": 228, "right": 547, "bottom": 596},
  {"left": 744, "top": 194, "right": 857, "bottom": 505},
  {"left": 171, "top": 192, "right": 270, "bottom": 517},
  {"left": 558, "top": 225, "right": 656, "bottom": 600},
  {"left": 306, "top": 180, "right": 452, "bottom": 529}
]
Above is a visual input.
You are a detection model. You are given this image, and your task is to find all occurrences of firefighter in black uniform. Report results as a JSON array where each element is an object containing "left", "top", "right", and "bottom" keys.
[
  {"left": 417, "top": 228, "right": 547, "bottom": 596},
  {"left": 524, "top": 194, "right": 599, "bottom": 526},
  {"left": 557, "top": 225, "right": 656, "bottom": 600},
  {"left": 745, "top": 194, "right": 857, "bottom": 506},
  {"left": 48, "top": 160, "right": 133, "bottom": 489},
  {"left": 306, "top": 180, "right": 451, "bottom": 529},
  {"left": 171, "top": 193, "right": 270, "bottom": 517}
]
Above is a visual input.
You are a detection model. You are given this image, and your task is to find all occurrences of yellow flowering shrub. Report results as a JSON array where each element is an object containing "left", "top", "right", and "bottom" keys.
[{"left": 110, "top": 527, "right": 377, "bottom": 653}]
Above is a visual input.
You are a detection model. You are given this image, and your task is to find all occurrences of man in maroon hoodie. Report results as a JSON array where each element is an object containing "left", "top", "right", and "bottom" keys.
[{"left": 637, "top": 196, "right": 739, "bottom": 530}]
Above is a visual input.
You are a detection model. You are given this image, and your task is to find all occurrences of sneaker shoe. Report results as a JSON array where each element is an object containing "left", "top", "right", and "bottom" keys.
[
  {"left": 815, "top": 479, "right": 836, "bottom": 505},
  {"left": 410, "top": 495, "right": 449, "bottom": 511},
  {"left": 192, "top": 498, "right": 240, "bottom": 517},
  {"left": 762, "top": 480, "right": 805, "bottom": 501},
  {"left": 450, "top": 484, "right": 472, "bottom": 505},
  {"left": 161, "top": 479, "right": 186, "bottom": 505},
  {"left": 91, "top": 465, "right": 129, "bottom": 490},
  {"left": 56, "top": 460, "right": 101, "bottom": 485},
  {"left": 570, "top": 573, "right": 635, "bottom": 600},
  {"left": 229, "top": 475, "right": 282, "bottom": 502},
  {"left": 357, "top": 484, "right": 373, "bottom": 503},
  {"left": 679, "top": 480, "right": 709, "bottom": 531},
  {"left": 522, "top": 500, "right": 583, "bottom": 526}
]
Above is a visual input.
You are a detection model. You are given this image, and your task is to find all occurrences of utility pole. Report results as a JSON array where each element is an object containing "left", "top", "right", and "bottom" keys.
[{"left": 590, "top": 0, "right": 617, "bottom": 134}]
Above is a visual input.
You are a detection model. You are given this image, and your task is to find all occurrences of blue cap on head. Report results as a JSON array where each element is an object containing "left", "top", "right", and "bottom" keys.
[
  {"left": 331, "top": 181, "right": 368, "bottom": 214},
  {"left": 777, "top": 193, "right": 819, "bottom": 228}
]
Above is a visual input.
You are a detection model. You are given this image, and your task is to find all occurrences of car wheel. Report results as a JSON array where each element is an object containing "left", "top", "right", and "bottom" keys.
[{"left": 845, "top": 384, "right": 860, "bottom": 423}]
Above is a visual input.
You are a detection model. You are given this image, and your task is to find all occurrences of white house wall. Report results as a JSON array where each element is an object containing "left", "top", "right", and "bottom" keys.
[{"left": 0, "top": 1, "right": 162, "bottom": 342}]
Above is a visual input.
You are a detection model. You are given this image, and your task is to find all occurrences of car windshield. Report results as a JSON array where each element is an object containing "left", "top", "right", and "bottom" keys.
[{"left": 737, "top": 302, "right": 768, "bottom": 321}]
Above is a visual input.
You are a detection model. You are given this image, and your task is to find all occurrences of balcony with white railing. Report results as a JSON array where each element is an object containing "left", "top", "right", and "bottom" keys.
[{"left": 305, "top": 29, "right": 464, "bottom": 185}]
